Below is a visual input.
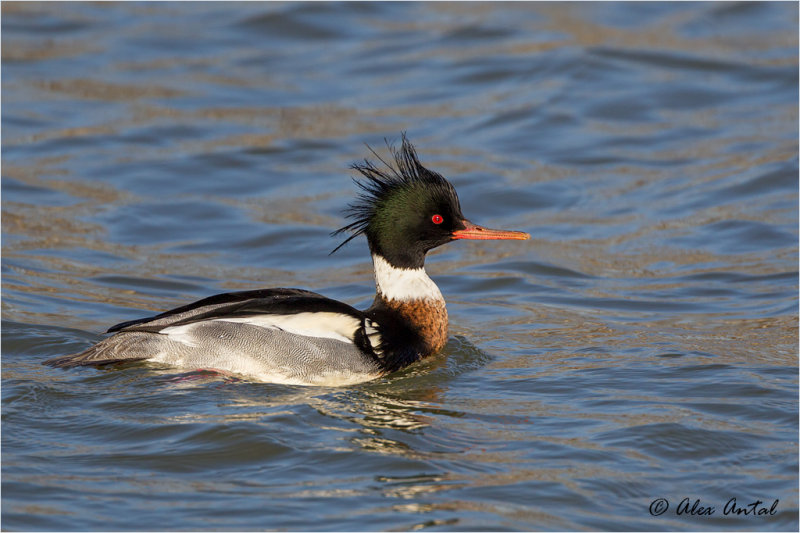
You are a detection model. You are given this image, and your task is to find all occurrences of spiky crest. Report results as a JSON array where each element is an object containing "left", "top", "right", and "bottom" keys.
[{"left": 330, "top": 134, "right": 457, "bottom": 254}]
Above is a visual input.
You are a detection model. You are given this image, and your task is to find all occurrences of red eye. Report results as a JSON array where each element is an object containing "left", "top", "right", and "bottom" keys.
[{"left": 431, "top": 214, "right": 444, "bottom": 225}]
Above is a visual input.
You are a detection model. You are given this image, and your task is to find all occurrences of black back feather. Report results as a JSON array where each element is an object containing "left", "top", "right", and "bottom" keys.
[{"left": 330, "top": 134, "right": 458, "bottom": 254}]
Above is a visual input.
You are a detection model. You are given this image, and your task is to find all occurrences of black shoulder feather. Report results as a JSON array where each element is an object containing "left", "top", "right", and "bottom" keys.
[{"left": 107, "top": 288, "right": 365, "bottom": 333}]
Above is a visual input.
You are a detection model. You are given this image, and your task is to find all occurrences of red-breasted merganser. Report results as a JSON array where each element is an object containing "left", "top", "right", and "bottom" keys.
[{"left": 45, "top": 136, "right": 529, "bottom": 385}]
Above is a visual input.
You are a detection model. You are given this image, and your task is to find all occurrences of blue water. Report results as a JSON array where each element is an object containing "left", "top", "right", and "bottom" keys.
[{"left": 2, "top": 2, "right": 798, "bottom": 531}]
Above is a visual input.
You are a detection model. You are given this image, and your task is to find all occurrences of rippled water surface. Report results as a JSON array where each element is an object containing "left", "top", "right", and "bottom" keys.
[{"left": 2, "top": 2, "right": 798, "bottom": 531}]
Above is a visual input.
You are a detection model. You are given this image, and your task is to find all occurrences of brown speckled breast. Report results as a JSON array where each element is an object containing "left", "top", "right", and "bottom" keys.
[{"left": 381, "top": 297, "right": 449, "bottom": 356}]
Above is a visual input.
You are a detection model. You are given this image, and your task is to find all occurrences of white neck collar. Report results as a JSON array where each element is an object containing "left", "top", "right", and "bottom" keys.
[{"left": 372, "top": 254, "right": 444, "bottom": 303}]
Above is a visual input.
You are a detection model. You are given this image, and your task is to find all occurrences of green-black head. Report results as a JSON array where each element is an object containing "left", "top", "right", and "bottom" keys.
[{"left": 332, "top": 134, "right": 529, "bottom": 269}]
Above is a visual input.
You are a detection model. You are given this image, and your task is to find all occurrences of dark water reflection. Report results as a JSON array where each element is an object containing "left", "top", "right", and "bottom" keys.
[{"left": 2, "top": 2, "right": 798, "bottom": 531}]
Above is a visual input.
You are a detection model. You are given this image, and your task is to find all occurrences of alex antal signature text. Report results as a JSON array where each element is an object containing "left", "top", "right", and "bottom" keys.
[{"left": 648, "top": 497, "right": 779, "bottom": 517}]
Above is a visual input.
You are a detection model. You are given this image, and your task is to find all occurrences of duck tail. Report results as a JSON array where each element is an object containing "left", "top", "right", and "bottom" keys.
[{"left": 43, "top": 333, "right": 151, "bottom": 368}]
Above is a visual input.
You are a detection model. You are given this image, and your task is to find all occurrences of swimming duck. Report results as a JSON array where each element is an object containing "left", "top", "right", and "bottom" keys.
[{"left": 45, "top": 136, "right": 529, "bottom": 385}]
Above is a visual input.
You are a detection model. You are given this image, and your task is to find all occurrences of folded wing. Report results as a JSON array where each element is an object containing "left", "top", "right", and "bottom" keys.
[{"left": 45, "top": 288, "right": 385, "bottom": 384}]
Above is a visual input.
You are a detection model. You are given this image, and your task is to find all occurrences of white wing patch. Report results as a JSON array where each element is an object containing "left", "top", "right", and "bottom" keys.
[
  {"left": 211, "top": 312, "right": 360, "bottom": 344},
  {"left": 159, "top": 312, "right": 361, "bottom": 345},
  {"left": 159, "top": 323, "right": 202, "bottom": 347}
]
